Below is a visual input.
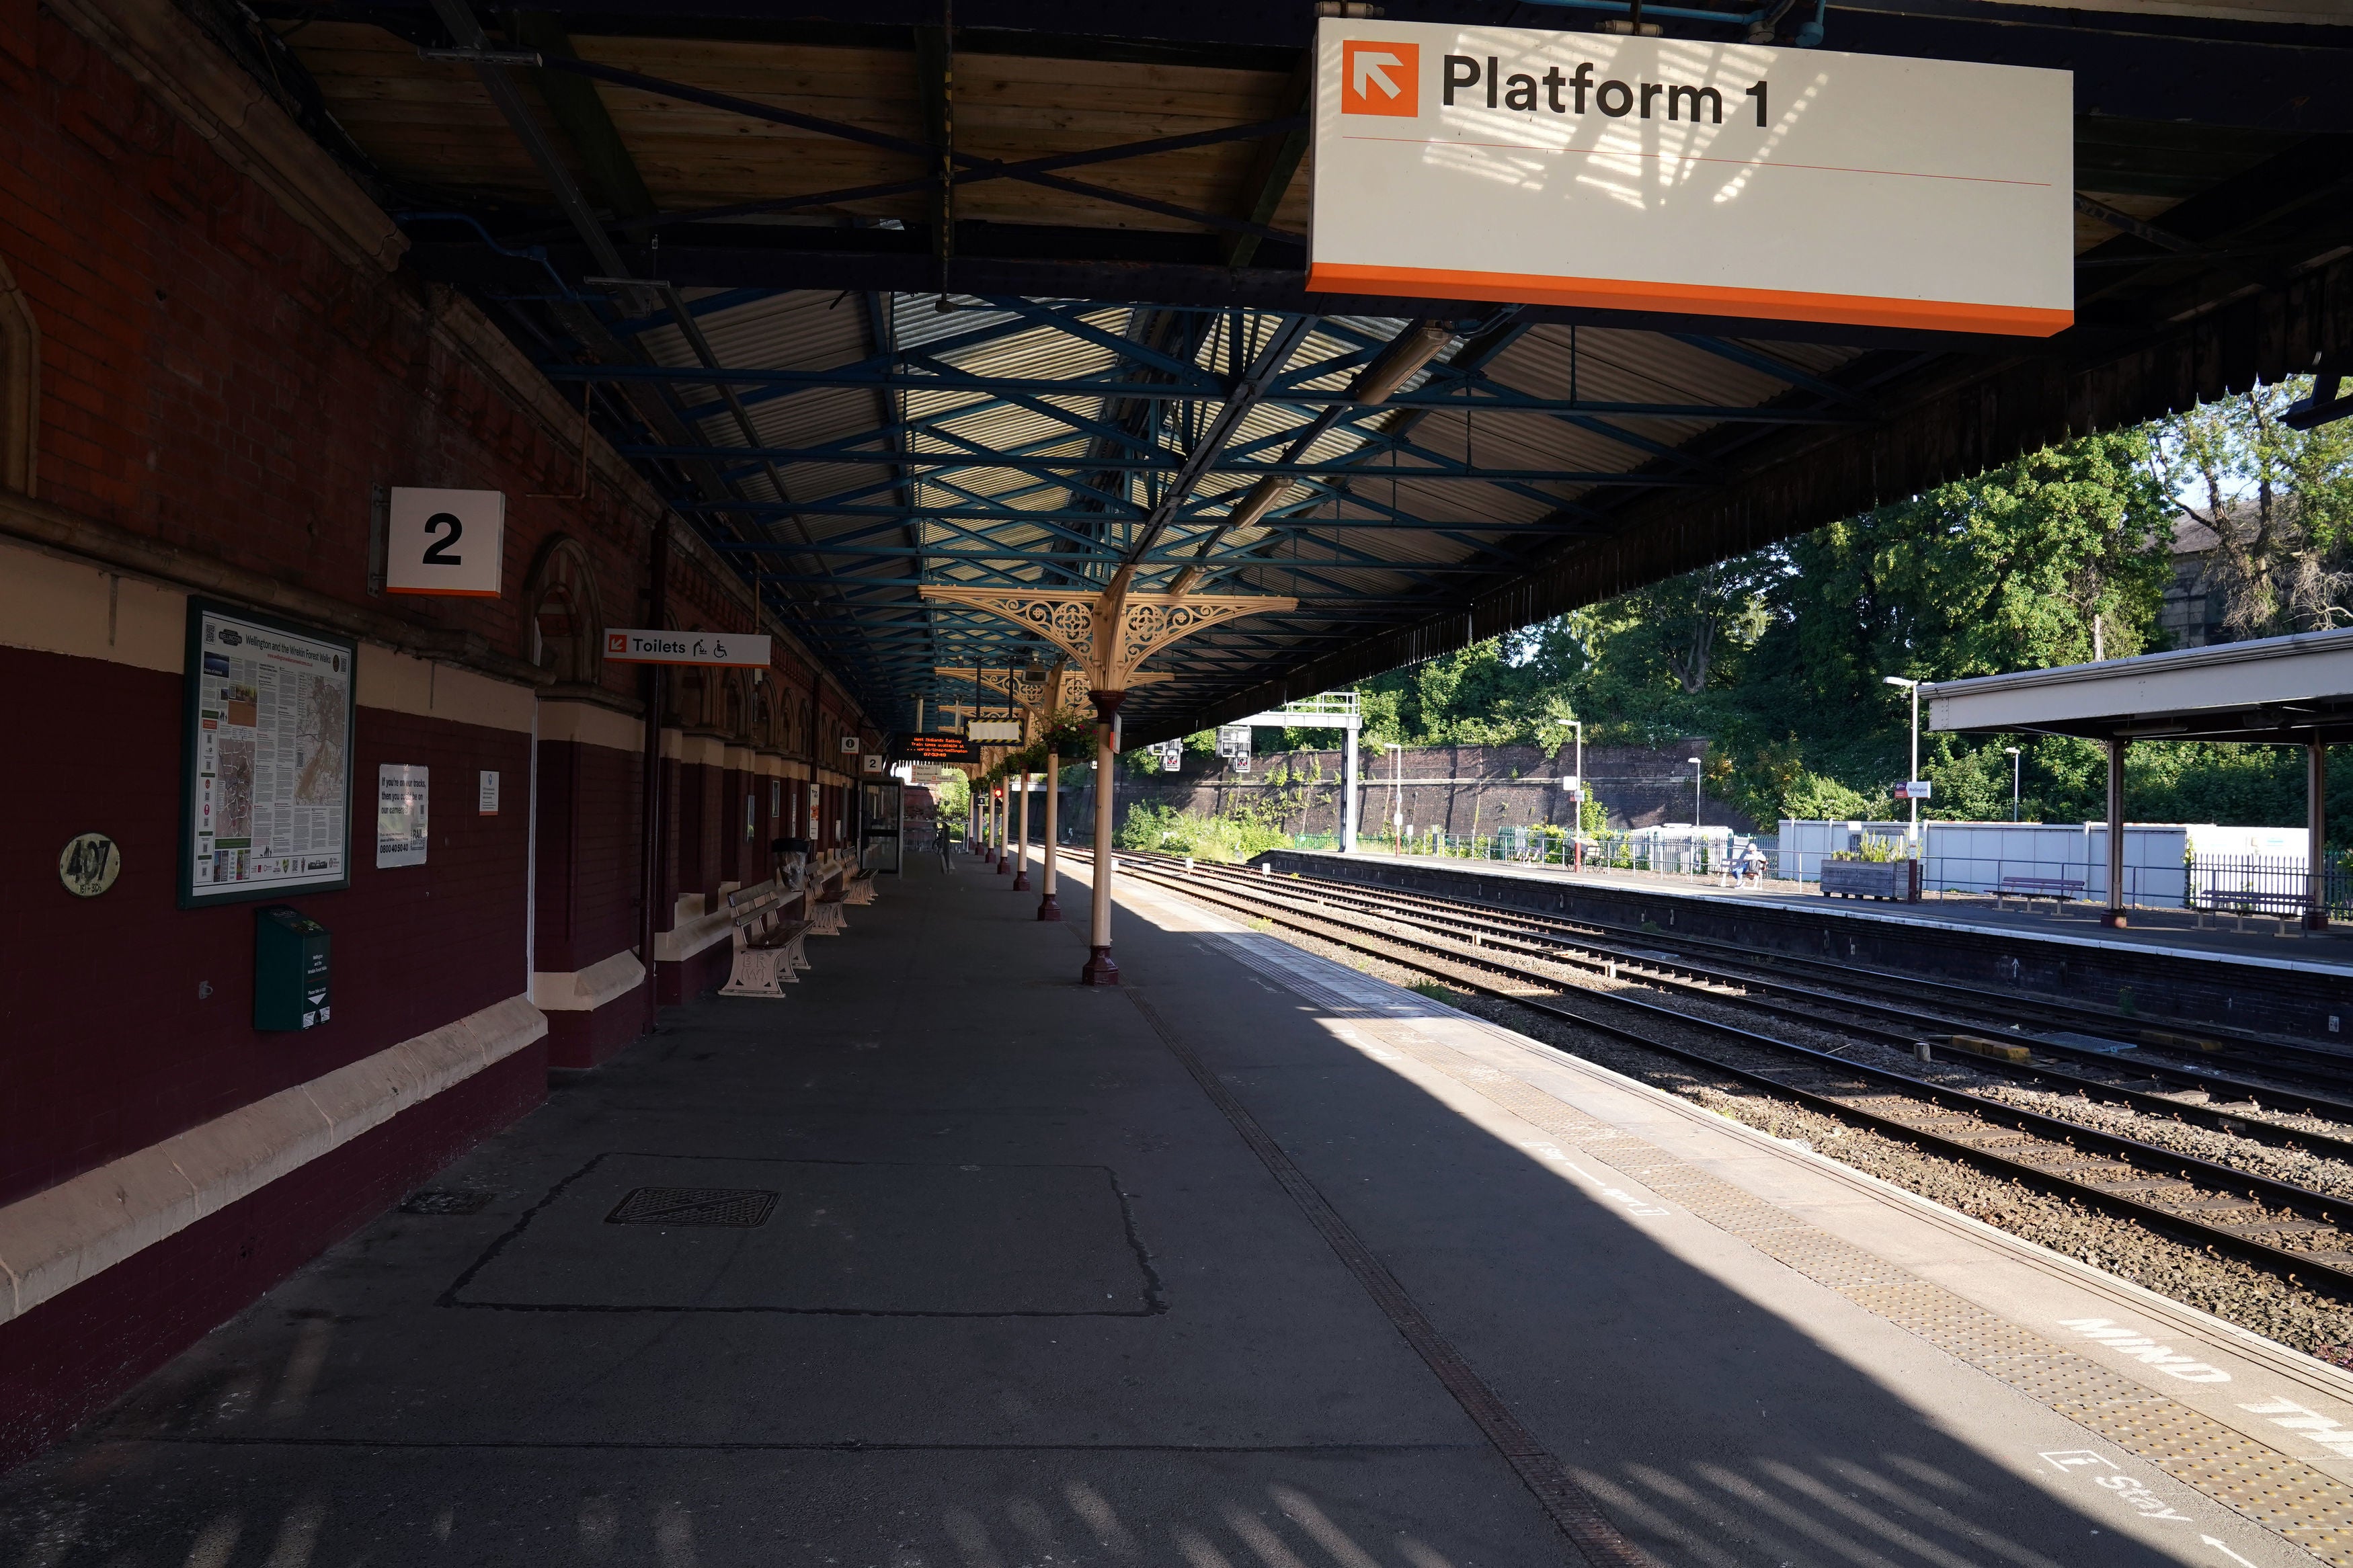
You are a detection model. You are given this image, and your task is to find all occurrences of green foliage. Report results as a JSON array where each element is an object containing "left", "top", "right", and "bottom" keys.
[
  {"left": 2159, "top": 377, "right": 2353, "bottom": 639},
  {"left": 931, "top": 769, "right": 970, "bottom": 821},
  {"left": 1114, "top": 802, "right": 1295, "bottom": 863},
  {"left": 1336, "top": 394, "right": 2349, "bottom": 846}
]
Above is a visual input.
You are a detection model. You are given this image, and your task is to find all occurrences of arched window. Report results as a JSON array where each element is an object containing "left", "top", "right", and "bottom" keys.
[
  {"left": 0, "top": 251, "right": 38, "bottom": 496},
  {"left": 751, "top": 686, "right": 774, "bottom": 748},
  {"left": 522, "top": 536, "right": 603, "bottom": 684},
  {"left": 677, "top": 668, "right": 712, "bottom": 730},
  {"left": 722, "top": 674, "right": 746, "bottom": 739}
]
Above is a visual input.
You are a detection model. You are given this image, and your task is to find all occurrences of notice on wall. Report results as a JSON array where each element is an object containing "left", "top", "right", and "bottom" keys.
[
  {"left": 1309, "top": 19, "right": 2071, "bottom": 334},
  {"left": 181, "top": 601, "right": 355, "bottom": 907},
  {"left": 378, "top": 764, "right": 430, "bottom": 868},
  {"left": 479, "top": 770, "right": 500, "bottom": 815}
]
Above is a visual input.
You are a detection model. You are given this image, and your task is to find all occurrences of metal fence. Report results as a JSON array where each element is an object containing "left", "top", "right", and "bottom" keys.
[
  {"left": 2188, "top": 854, "right": 2352, "bottom": 917},
  {"left": 1362, "top": 832, "right": 2352, "bottom": 914}
]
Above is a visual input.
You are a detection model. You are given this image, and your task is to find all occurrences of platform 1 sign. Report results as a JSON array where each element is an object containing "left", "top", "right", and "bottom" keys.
[
  {"left": 602, "top": 629, "right": 771, "bottom": 668},
  {"left": 1310, "top": 21, "right": 2071, "bottom": 335}
]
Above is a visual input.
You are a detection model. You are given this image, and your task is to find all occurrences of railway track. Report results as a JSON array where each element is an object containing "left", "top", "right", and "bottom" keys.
[
  {"left": 1074, "top": 848, "right": 2353, "bottom": 1300},
  {"left": 1130, "top": 852, "right": 2353, "bottom": 1134}
]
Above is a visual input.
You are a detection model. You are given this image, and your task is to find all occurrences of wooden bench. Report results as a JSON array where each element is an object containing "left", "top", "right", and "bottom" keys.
[
  {"left": 2192, "top": 893, "right": 2310, "bottom": 937},
  {"left": 1995, "top": 875, "right": 2084, "bottom": 909},
  {"left": 842, "top": 868, "right": 879, "bottom": 906},
  {"left": 718, "top": 878, "right": 815, "bottom": 997}
]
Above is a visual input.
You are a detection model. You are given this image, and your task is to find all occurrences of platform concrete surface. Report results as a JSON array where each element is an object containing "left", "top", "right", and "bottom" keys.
[
  {"left": 9, "top": 856, "right": 2353, "bottom": 1567},
  {"left": 1332, "top": 848, "right": 2353, "bottom": 978}
]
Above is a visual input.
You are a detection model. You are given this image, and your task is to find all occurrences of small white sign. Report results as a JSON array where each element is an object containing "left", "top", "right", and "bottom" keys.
[
  {"left": 387, "top": 488, "right": 506, "bottom": 597},
  {"left": 1898, "top": 780, "right": 1934, "bottom": 800},
  {"left": 967, "top": 719, "right": 1022, "bottom": 743},
  {"left": 478, "top": 770, "right": 500, "bottom": 815},
  {"left": 861, "top": 753, "right": 883, "bottom": 774},
  {"left": 602, "top": 629, "right": 772, "bottom": 668},
  {"left": 1560, "top": 774, "right": 1581, "bottom": 791},
  {"left": 376, "top": 764, "right": 429, "bottom": 867},
  {"left": 840, "top": 735, "right": 861, "bottom": 754}
]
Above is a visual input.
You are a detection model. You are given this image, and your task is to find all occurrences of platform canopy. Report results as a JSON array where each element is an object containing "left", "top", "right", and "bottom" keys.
[
  {"left": 1925, "top": 627, "right": 2353, "bottom": 744},
  {"left": 241, "top": 0, "right": 2353, "bottom": 741}
]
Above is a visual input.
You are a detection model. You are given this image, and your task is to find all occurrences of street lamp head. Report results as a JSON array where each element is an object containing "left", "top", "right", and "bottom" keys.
[
  {"left": 2003, "top": 746, "right": 2020, "bottom": 757},
  {"left": 1882, "top": 675, "right": 1918, "bottom": 690},
  {"left": 1687, "top": 757, "right": 1702, "bottom": 766}
]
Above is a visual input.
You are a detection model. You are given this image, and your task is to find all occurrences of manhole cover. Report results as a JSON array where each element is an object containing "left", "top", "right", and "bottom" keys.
[
  {"left": 606, "top": 1187, "right": 779, "bottom": 1228},
  {"left": 401, "top": 1189, "right": 495, "bottom": 1215}
]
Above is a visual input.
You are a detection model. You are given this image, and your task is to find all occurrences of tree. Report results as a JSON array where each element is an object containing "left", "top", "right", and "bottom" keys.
[{"left": 2159, "top": 377, "right": 2353, "bottom": 638}]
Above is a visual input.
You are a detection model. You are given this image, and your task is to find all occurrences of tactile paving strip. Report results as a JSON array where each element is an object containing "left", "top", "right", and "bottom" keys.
[{"left": 1212, "top": 933, "right": 2353, "bottom": 1563}]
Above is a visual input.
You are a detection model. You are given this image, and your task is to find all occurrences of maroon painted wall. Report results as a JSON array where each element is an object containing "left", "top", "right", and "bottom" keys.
[
  {"left": 0, "top": 645, "right": 530, "bottom": 1210},
  {"left": 0, "top": 1041, "right": 546, "bottom": 1466},
  {"left": 531, "top": 738, "right": 642, "bottom": 977}
]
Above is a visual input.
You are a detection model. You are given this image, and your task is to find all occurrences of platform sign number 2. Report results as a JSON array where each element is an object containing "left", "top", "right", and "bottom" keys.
[{"left": 387, "top": 488, "right": 506, "bottom": 597}]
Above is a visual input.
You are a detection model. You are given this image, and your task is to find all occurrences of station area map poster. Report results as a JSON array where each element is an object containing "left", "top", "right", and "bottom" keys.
[{"left": 180, "top": 601, "right": 356, "bottom": 905}]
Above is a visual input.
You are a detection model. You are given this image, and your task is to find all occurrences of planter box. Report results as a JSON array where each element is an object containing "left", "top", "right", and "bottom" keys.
[{"left": 1821, "top": 858, "right": 1921, "bottom": 901}]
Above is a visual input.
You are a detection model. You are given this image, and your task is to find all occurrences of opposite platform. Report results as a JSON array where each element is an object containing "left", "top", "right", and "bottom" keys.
[{"left": 6, "top": 850, "right": 2353, "bottom": 1566}]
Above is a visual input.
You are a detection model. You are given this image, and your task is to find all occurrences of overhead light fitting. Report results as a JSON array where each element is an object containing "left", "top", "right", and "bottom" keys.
[{"left": 1349, "top": 321, "right": 1456, "bottom": 406}]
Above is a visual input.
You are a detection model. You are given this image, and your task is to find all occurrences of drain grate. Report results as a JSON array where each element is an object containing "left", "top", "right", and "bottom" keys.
[
  {"left": 400, "top": 1189, "right": 495, "bottom": 1215},
  {"left": 606, "top": 1186, "right": 779, "bottom": 1228}
]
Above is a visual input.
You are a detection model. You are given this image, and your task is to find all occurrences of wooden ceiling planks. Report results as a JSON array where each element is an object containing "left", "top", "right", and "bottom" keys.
[{"left": 278, "top": 21, "right": 1309, "bottom": 235}]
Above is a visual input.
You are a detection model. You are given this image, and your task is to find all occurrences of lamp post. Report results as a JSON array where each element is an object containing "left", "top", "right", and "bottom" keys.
[
  {"left": 1883, "top": 675, "right": 1921, "bottom": 845},
  {"left": 2003, "top": 746, "right": 2022, "bottom": 822},
  {"left": 1384, "top": 743, "right": 1404, "bottom": 854},
  {"left": 1687, "top": 756, "right": 1703, "bottom": 825}
]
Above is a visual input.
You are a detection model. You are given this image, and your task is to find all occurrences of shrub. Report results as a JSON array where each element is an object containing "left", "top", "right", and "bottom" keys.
[{"left": 1115, "top": 804, "right": 1295, "bottom": 863}]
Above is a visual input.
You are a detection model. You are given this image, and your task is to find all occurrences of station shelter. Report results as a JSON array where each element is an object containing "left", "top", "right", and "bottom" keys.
[
  {"left": 1, "top": 0, "right": 2350, "bottom": 1559},
  {"left": 1929, "top": 626, "right": 2353, "bottom": 928}
]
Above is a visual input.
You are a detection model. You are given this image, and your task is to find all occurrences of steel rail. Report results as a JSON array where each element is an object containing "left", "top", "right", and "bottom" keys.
[
  {"left": 1271, "top": 862, "right": 2353, "bottom": 1085},
  {"left": 1150, "top": 855, "right": 2353, "bottom": 1161},
  {"left": 1072, "top": 850, "right": 2353, "bottom": 1299}
]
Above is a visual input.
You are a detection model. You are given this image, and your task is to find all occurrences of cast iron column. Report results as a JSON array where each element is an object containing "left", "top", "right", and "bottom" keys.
[
  {"left": 1012, "top": 770, "right": 1032, "bottom": 889},
  {"left": 1038, "top": 750, "right": 1062, "bottom": 920},
  {"left": 637, "top": 517, "right": 669, "bottom": 1033},
  {"left": 2101, "top": 738, "right": 2129, "bottom": 928},
  {"left": 1082, "top": 690, "right": 1124, "bottom": 984},
  {"left": 996, "top": 780, "right": 1012, "bottom": 873},
  {"left": 1341, "top": 728, "right": 1358, "bottom": 853},
  {"left": 2309, "top": 737, "right": 2331, "bottom": 931}
]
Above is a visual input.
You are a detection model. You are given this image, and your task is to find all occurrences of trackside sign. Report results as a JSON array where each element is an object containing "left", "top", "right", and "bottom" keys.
[{"left": 1310, "top": 20, "right": 2072, "bottom": 335}]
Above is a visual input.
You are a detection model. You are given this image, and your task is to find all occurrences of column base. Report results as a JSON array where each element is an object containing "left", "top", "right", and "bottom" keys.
[
  {"left": 2307, "top": 911, "right": 2332, "bottom": 931},
  {"left": 1080, "top": 944, "right": 1120, "bottom": 985},
  {"left": 1036, "top": 893, "right": 1062, "bottom": 921},
  {"left": 2100, "top": 909, "right": 2129, "bottom": 929},
  {"left": 996, "top": 856, "right": 1013, "bottom": 875},
  {"left": 1012, "top": 869, "right": 1031, "bottom": 890}
]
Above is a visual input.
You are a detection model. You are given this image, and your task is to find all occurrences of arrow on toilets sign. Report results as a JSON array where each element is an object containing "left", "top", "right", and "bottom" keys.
[{"left": 602, "top": 629, "right": 772, "bottom": 668}]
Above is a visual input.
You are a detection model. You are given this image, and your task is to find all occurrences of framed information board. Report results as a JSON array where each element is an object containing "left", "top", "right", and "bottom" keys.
[{"left": 179, "top": 600, "right": 357, "bottom": 907}]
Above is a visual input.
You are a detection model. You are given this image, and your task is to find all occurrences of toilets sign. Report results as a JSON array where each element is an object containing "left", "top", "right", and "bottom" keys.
[
  {"left": 602, "top": 629, "right": 772, "bottom": 668},
  {"left": 1310, "top": 19, "right": 2072, "bottom": 335}
]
